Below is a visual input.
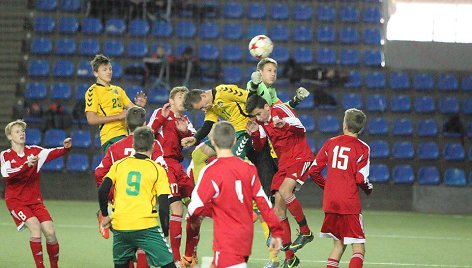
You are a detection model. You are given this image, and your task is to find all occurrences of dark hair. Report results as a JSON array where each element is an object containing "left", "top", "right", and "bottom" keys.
[
  {"left": 90, "top": 54, "right": 111, "bottom": 72},
  {"left": 126, "top": 106, "right": 146, "bottom": 132},
  {"left": 246, "top": 94, "right": 268, "bottom": 114},
  {"left": 344, "top": 108, "right": 366, "bottom": 134},
  {"left": 211, "top": 121, "right": 235, "bottom": 149},
  {"left": 183, "top": 89, "right": 205, "bottom": 111},
  {"left": 133, "top": 126, "right": 154, "bottom": 152}
]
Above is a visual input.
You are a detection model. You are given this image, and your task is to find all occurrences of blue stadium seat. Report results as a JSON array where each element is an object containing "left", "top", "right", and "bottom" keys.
[
  {"left": 91, "top": 154, "right": 103, "bottom": 170},
  {"left": 363, "top": 7, "right": 382, "bottom": 23},
  {"left": 363, "top": 49, "right": 383, "bottom": 66},
  {"left": 223, "top": 66, "right": 242, "bottom": 84},
  {"left": 199, "top": 44, "right": 219, "bottom": 61},
  {"left": 299, "top": 114, "right": 315, "bottom": 132},
  {"left": 417, "top": 166, "right": 440, "bottom": 185},
  {"left": 468, "top": 121, "right": 472, "bottom": 138},
  {"left": 223, "top": 2, "right": 243, "bottom": 18},
  {"left": 340, "top": 48, "right": 360, "bottom": 65},
  {"left": 26, "top": 128, "right": 42, "bottom": 145},
  {"left": 112, "top": 61, "right": 122, "bottom": 79},
  {"left": 444, "top": 168, "right": 466, "bottom": 187},
  {"left": 55, "top": 38, "right": 76, "bottom": 55},
  {"left": 126, "top": 85, "right": 143, "bottom": 99},
  {"left": 316, "top": 48, "right": 336, "bottom": 65},
  {"left": 105, "top": 19, "right": 126, "bottom": 35},
  {"left": 81, "top": 17, "right": 102, "bottom": 34},
  {"left": 461, "top": 75, "right": 472, "bottom": 91},
  {"left": 339, "top": 27, "right": 359, "bottom": 44},
  {"left": 53, "top": 60, "right": 74, "bottom": 77},
  {"left": 366, "top": 94, "right": 386, "bottom": 112},
  {"left": 79, "top": 38, "right": 100, "bottom": 56},
  {"left": 193, "top": 112, "right": 205, "bottom": 128},
  {"left": 317, "top": 26, "right": 336, "bottom": 43},
  {"left": 316, "top": 4, "right": 336, "bottom": 22},
  {"left": 276, "top": 91, "right": 289, "bottom": 103},
  {"left": 414, "top": 96, "right": 435, "bottom": 113},
  {"left": 42, "top": 157, "right": 64, "bottom": 172},
  {"left": 70, "top": 130, "right": 92, "bottom": 149},
  {"left": 66, "top": 153, "right": 89, "bottom": 172},
  {"left": 392, "top": 141, "right": 414, "bottom": 159},
  {"left": 271, "top": 3, "right": 289, "bottom": 20},
  {"left": 293, "top": 3, "right": 312, "bottom": 21},
  {"left": 370, "top": 140, "right": 389, "bottom": 158},
  {"left": 36, "top": 0, "right": 57, "bottom": 11},
  {"left": 124, "top": 63, "right": 144, "bottom": 80},
  {"left": 129, "top": 19, "right": 149, "bottom": 36},
  {"left": 307, "top": 139, "right": 316, "bottom": 153},
  {"left": 342, "top": 93, "right": 362, "bottom": 109},
  {"left": 31, "top": 38, "right": 53, "bottom": 54},
  {"left": 103, "top": 40, "right": 124, "bottom": 57},
  {"left": 297, "top": 95, "right": 314, "bottom": 109},
  {"left": 413, "top": 73, "right": 434, "bottom": 90},
  {"left": 26, "top": 82, "right": 47, "bottom": 99},
  {"left": 293, "top": 47, "right": 313, "bottom": 64},
  {"left": 28, "top": 60, "right": 49, "bottom": 77},
  {"left": 340, "top": 6, "right": 359, "bottom": 22},
  {"left": 58, "top": 17, "right": 79, "bottom": 34},
  {"left": 417, "top": 142, "right": 439, "bottom": 160},
  {"left": 247, "top": 24, "right": 267, "bottom": 39},
  {"left": 199, "top": 22, "right": 219, "bottom": 39},
  {"left": 369, "top": 164, "right": 389, "bottom": 183},
  {"left": 93, "top": 132, "right": 101, "bottom": 148},
  {"left": 438, "top": 74, "right": 458, "bottom": 91},
  {"left": 175, "top": 43, "right": 193, "bottom": 57},
  {"left": 464, "top": 98, "right": 472, "bottom": 114},
  {"left": 222, "top": 45, "right": 242, "bottom": 61},
  {"left": 127, "top": 41, "right": 148, "bottom": 57},
  {"left": 392, "top": 165, "right": 414, "bottom": 184},
  {"left": 271, "top": 46, "right": 289, "bottom": 63},
  {"left": 50, "top": 82, "right": 72, "bottom": 100},
  {"left": 34, "top": 16, "right": 55, "bottom": 33},
  {"left": 416, "top": 119, "right": 438, "bottom": 137},
  {"left": 75, "top": 83, "right": 89, "bottom": 100},
  {"left": 444, "top": 143, "right": 465, "bottom": 161},
  {"left": 60, "top": 0, "right": 80, "bottom": 12},
  {"left": 270, "top": 25, "right": 289, "bottom": 41},
  {"left": 223, "top": 23, "right": 242, "bottom": 40},
  {"left": 151, "top": 21, "right": 172, "bottom": 37},
  {"left": 389, "top": 72, "right": 410, "bottom": 90},
  {"left": 345, "top": 71, "right": 362, "bottom": 88},
  {"left": 365, "top": 71, "right": 385, "bottom": 89},
  {"left": 293, "top": 26, "right": 313, "bottom": 42},
  {"left": 176, "top": 21, "right": 196, "bottom": 38},
  {"left": 248, "top": 3, "right": 266, "bottom": 19},
  {"left": 44, "top": 129, "right": 66, "bottom": 147},
  {"left": 363, "top": 28, "right": 382, "bottom": 45},
  {"left": 76, "top": 60, "right": 93, "bottom": 78},
  {"left": 390, "top": 95, "right": 411, "bottom": 112},
  {"left": 148, "top": 87, "right": 169, "bottom": 104},
  {"left": 319, "top": 115, "right": 340, "bottom": 133},
  {"left": 439, "top": 96, "right": 459, "bottom": 114},
  {"left": 392, "top": 118, "right": 413, "bottom": 136}
]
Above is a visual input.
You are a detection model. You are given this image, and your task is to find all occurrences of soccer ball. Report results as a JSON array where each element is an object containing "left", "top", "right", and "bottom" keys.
[{"left": 248, "top": 35, "right": 273, "bottom": 59}]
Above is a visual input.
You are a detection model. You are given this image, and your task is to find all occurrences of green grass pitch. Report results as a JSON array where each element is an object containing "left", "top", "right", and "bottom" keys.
[{"left": 0, "top": 200, "right": 471, "bottom": 267}]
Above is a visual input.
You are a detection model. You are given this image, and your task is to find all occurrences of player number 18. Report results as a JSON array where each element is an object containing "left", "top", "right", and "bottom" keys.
[{"left": 332, "top": 145, "right": 350, "bottom": 170}]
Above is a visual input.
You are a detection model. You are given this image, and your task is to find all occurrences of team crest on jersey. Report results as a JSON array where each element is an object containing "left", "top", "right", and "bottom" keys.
[
  {"left": 217, "top": 101, "right": 224, "bottom": 107},
  {"left": 114, "top": 89, "right": 119, "bottom": 95}
]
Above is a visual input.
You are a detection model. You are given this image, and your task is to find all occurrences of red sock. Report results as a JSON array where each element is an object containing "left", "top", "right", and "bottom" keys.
[
  {"left": 129, "top": 260, "right": 135, "bottom": 268},
  {"left": 184, "top": 217, "right": 201, "bottom": 257},
  {"left": 327, "top": 258, "right": 339, "bottom": 268},
  {"left": 285, "top": 195, "right": 310, "bottom": 234},
  {"left": 169, "top": 214, "right": 183, "bottom": 261},
  {"left": 30, "top": 237, "right": 45, "bottom": 268},
  {"left": 281, "top": 218, "right": 294, "bottom": 260},
  {"left": 349, "top": 253, "right": 364, "bottom": 268},
  {"left": 136, "top": 249, "right": 149, "bottom": 268},
  {"left": 46, "top": 241, "right": 59, "bottom": 268}
]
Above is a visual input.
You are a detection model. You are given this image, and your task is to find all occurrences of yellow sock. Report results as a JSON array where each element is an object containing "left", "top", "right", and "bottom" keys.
[
  {"left": 191, "top": 148, "right": 209, "bottom": 183},
  {"left": 261, "top": 221, "right": 279, "bottom": 261}
]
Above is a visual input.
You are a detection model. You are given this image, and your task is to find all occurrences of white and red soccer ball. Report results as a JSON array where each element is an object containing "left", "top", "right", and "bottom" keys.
[{"left": 248, "top": 35, "right": 273, "bottom": 59}]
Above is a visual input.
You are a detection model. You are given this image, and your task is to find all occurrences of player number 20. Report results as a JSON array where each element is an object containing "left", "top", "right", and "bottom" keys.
[
  {"left": 126, "top": 171, "right": 142, "bottom": 196},
  {"left": 332, "top": 145, "right": 350, "bottom": 170}
]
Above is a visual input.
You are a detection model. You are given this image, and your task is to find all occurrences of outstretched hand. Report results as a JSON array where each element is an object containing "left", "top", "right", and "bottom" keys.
[
  {"left": 161, "top": 103, "right": 171, "bottom": 118},
  {"left": 246, "top": 120, "right": 259, "bottom": 134},
  {"left": 63, "top": 137, "right": 72, "bottom": 149},
  {"left": 175, "top": 118, "right": 189, "bottom": 133},
  {"left": 27, "top": 155, "right": 39, "bottom": 167},
  {"left": 181, "top": 137, "right": 196, "bottom": 148},
  {"left": 135, "top": 91, "right": 148, "bottom": 107}
]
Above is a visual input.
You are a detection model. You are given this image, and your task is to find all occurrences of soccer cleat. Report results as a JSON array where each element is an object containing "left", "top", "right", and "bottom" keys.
[
  {"left": 96, "top": 210, "right": 109, "bottom": 239},
  {"left": 282, "top": 255, "right": 300, "bottom": 268},
  {"left": 288, "top": 231, "right": 314, "bottom": 252},
  {"left": 263, "top": 259, "right": 280, "bottom": 268},
  {"left": 180, "top": 256, "right": 198, "bottom": 268}
]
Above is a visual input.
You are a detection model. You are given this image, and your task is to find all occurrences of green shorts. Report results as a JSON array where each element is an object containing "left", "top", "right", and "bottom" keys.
[
  {"left": 112, "top": 226, "right": 173, "bottom": 267},
  {"left": 102, "top": 135, "right": 126, "bottom": 153},
  {"left": 204, "top": 130, "right": 252, "bottom": 159}
]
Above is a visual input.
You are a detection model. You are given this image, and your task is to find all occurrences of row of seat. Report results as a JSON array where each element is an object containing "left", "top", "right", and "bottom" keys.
[
  {"left": 369, "top": 141, "right": 469, "bottom": 161},
  {"left": 367, "top": 118, "right": 472, "bottom": 137}
]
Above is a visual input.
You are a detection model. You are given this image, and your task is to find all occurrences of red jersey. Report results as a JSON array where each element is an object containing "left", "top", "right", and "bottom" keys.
[
  {"left": 1, "top": 145, "right": 69, "bottom": 205},
  {"left": 147, "top": 108, "right": 195, "bottom": 162},
  {"left": 95, "top": 134, "right": 166, "bottom": 187},
  {"left": 187, "top": 157, "right": 283, "bottom": 256},
  {"left": 251, "top": 104, "right": 314, "bottom": 169},
  {"left": 310, "top": 135, "right": 372, "bottom": 214}
]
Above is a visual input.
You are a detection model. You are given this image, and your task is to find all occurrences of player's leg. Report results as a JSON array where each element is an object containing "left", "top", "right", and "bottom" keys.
[
  {"left": 191, "top": 142, "right": 215, "bottom": 182},
  {"left": 212, "top": 251, "right": 248, "bottom": 268},
  {"left": 167, "top": 165, "right": 185, "bottom": 264},
  {"left": 349, "top": 243, "right": 365, "bottom": 268},
  {"left": 113, "top": 230, "right": 139, "bottom": 268},
  {"left": 182, "top": 216, "right": 201, "bottom": 267},
  {"left": 274, "top": 192, "right": 296, "bottom": 264},
  {"left": 40, "top": 221, "right": 59, "bottom": 268},
  {"left": 24, "top": 216, "right": 45, "bottom": 268},
  {"left": 326, "top": 240, "right": 346, "bottom": 268},
  {"left": 231, "top": 131, "right": 251, "bottom": 159},
  {"left": 137, "top": 226, "right": 175, "bottom": 268}
]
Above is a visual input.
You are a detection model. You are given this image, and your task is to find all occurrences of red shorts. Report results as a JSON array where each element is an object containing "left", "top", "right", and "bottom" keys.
[
  {"left": 7, "top": 202, "right": 52, "bottom": 231},
  {"left": 271, "top": 161, "right": 312, "bottom": 192},
  {"left": 320, "top": 213, "right": 365, "bottom": 244},
  {"left": 166, "top": 159, "right": 195, "bottom": 198},
  {"left": 212, "top": 251, "right": 248, "bottom": 268}
]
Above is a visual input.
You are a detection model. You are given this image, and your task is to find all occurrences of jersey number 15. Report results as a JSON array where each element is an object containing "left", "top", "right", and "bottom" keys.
[{"left": 332, "top": 145, "right": 350, "bottom": 170}]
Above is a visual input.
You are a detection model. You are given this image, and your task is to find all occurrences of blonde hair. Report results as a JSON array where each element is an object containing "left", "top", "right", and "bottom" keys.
[
  {"left": 169, "top": 86, "right": 189, "bottom": 100},
  {"left": 344, "top": 108, "right": 366, "bottom": 134},
  {"left": 257, "top": 57, "right": 278, "bottom": 71},
  {"left": 5, "top": 120, "right": 27, "bottom": 138}
]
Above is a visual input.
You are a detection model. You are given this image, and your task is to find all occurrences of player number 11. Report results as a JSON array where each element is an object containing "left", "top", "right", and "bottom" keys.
[{"left": 332, "top": 145, "right": 350, "bottom": 170}]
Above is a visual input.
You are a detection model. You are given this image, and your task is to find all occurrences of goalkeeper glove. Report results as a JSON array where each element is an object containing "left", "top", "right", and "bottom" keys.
[
  {"left": 295, "top": 87, "right": 310, "bottom": 101},
  {"left": 251, "top": 71, "right": 262, "bottom": 85}
]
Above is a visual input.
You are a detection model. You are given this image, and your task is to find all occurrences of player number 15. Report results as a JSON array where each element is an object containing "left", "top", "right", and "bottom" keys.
[{"left": 332, "top": 145, "right": 350, "bottom": 170}]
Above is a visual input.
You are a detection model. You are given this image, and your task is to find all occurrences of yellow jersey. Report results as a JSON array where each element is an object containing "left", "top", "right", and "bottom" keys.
[
  {"left": 85, "top": 83, "right": 131, "bottom": 145},
  {"left": 105, "top": 153, "right": 170, "bottom": 231},
  {"left": 204, "top": 85, "right": 250, "bottom": 132}
]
